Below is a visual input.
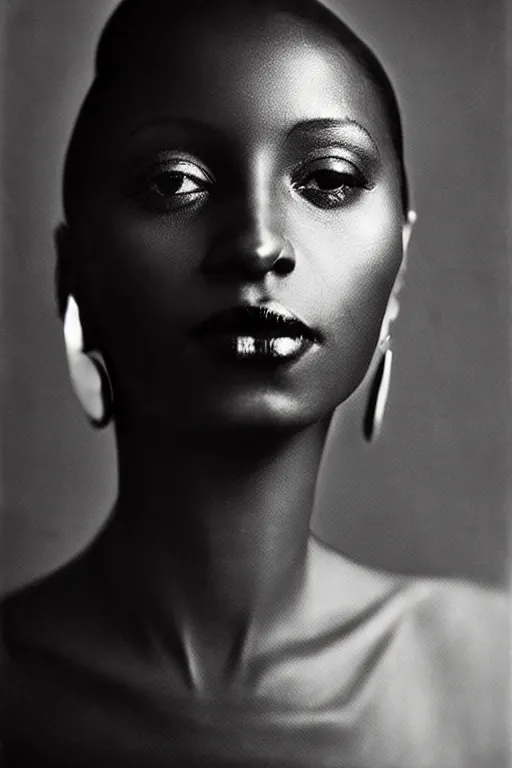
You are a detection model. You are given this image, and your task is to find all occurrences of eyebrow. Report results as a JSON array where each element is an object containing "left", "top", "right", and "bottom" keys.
[
  {"left": 128, "top": 116, "right": 380, "bottom": 157},
  {"left": 286, "top": 118, "right": 380, "bottom": 156},
  {"left": 128, "top": 117, "right": 224, "bottom": 141}
]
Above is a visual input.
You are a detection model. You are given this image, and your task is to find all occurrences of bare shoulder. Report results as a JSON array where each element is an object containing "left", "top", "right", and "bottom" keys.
[
  {"left": 405, "top": 576, "right": 509, "bottom": 658},
  {"left": 1, "top": 551, "right": 104, "bottom": 661},
  {"left": 367, "top": 576, "right": 509, "bottom": 767},
  {"left": 398, "top": 577, "right": 509, "bottom": 732}
]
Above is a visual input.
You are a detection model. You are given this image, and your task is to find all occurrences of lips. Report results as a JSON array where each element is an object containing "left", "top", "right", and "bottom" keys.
[
  {"left": 191, "top": 304, "right": 319, "bottom": 363},
  {"left": 192, "top": 304, "right": 317, "bottom": 341}
]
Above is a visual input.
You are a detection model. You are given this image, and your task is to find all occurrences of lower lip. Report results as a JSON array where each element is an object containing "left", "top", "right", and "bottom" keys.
[{"left": 195, "top": 334, "right": 314, "bottom": 363}]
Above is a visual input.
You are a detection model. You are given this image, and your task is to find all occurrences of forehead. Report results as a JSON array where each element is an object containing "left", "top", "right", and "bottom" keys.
[{"left": 98, "top": 8, "right": 394, "bottom": 155}]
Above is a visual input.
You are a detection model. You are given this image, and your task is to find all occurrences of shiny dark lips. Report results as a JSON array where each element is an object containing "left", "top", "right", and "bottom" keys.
[{"left": 192, "top": 306, "right": 316, "bottom": 340}]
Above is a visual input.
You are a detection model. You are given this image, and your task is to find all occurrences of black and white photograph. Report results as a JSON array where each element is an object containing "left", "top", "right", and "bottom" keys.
[{"left": 0, "top": 1, "right": 509, "bottom": 765}]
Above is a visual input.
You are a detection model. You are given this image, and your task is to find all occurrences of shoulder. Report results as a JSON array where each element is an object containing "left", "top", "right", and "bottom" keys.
[
  {"left": 392, "top": 576, "right": 509, "bottom": 687},
  {"left": 0, "top": 551, "right": 121, "bottom": 735},
  {"left": 308, "top": 537, "right": 508, "bottom": 667},
  {"left": 1, "top": 551, "right": 104, "bottom": 663},
  {"left": 394, "top": 578, "right": 508, "bottom": 742},
  {"left": 402, "top": 576, "right": 508, "bottom": 660},
  {"left": 0, "top": 553, "right": 137, "bottom": 762},
  {"left": 352, "top": 576, "right": 509, "bottom": 767}
]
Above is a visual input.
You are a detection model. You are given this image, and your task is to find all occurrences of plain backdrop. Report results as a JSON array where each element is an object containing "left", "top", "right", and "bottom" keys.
[{"left": 1, "top": 0, "right": 509, "bottom": 592}]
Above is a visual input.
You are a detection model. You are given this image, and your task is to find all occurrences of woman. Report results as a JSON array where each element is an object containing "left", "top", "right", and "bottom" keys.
[{"left": 1, "top": 0, "right": 507, "bottom": 765}]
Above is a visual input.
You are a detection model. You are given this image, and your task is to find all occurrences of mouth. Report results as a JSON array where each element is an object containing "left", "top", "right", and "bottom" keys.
[{"left": 191, "top": 304, "right": 320, "bottom": 363}]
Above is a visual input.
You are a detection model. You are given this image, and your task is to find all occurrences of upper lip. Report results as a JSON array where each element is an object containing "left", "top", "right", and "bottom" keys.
[{"left": 191, "top": 303, "right": 319, "bottom": 341}]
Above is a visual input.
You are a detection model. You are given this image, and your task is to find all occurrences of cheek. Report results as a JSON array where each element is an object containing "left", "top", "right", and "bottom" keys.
[
  {"left": 77, "top": 210, "right": 206, "bottom": 350},
  {"left": 291, "top": 194, "right": 403, "bottom": 384},
  {"left": 76, "top": 211, "right": 215, "bottom": 408}
]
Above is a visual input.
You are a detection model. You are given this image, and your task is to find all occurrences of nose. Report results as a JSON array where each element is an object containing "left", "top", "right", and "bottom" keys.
[
  {"left": 201, "top": 158, "right": 295, "bottom": 280},
  {"left": 204, "top": 228, "right": 295, "bottom": 279}
]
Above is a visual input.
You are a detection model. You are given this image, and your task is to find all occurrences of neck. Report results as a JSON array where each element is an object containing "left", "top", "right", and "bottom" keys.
[{"left": 97, "top": 414, "right": 332, "bottom": 686}]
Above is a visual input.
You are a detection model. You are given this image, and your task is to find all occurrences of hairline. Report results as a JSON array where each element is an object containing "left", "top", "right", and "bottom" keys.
[{"left": 63, "top": 0, "right": 409, "bottom": 220}]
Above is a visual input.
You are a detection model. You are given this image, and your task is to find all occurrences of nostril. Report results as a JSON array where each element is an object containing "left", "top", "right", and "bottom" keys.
[
  {"left": 202, "top": 230, "right": 295, "bottom": 279},
  {"left": 273, "top": 250, "right": 295, "bottom": 276},
  {"left": 244, "top": 237, "right": 295, "bottom": 276}
]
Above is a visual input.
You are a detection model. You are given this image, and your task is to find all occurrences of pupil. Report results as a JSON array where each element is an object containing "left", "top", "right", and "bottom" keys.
[
  {"left": 154, "top": 172, "right": 183, "bottom": 195},
  {"left": 314, "top": 170, "right": 345, "bottom": 190}
]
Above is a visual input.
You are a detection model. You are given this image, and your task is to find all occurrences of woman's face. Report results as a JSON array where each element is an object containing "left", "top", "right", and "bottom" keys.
[{"left": 66, "top": 6, "right": 407, "bottom": 434}]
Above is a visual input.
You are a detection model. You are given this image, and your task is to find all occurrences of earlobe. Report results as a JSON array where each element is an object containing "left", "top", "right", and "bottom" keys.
[
  {"left": 394, "top": 209, "right": 417, "bottom": 300},
  {"left": 378, "top": 209, "right": 417, "bottom": 340},
  {"left": 63, "top": 295, "right": 113, "bottom": 428},
  {"left": 402, "top": 209, "right": 417, "bottom": 255},
  {"left": 365, "top": 210, "right": 417, "bottom": 441},
  {"left": 54, "top": 222, "right": 72, "bottom": 319},
  {"left": 57, "top": 231, "right": 112, "bottom": 427}
]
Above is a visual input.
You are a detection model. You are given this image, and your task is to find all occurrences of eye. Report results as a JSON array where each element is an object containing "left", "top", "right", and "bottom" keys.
[
  {"left": 292, "top": 157, "right": 368, "bottom": 209},
  {"left": 134, "top": 159, "right": 213, "bottom": 212},
  {"left": 151, "top": 171, "right": 202, "bottom": 196}
]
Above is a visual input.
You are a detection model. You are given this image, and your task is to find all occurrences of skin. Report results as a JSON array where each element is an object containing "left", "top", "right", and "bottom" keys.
[
  {"left": 4, "top": 4, "right": 507, "bottom": 767},
  {"left": 63, "top": 0, "right": 410, "bottom": 708}
]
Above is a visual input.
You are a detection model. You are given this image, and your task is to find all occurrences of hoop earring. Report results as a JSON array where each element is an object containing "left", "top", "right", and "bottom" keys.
[
  {"left": 63, "top": 295, "right": 113, "bottom": 428},
  {"left": 363, "top": 336, "right": 392, "bottom": 442}
]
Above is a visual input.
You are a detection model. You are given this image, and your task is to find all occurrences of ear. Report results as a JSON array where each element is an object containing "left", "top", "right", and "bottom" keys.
[
  {"left": 379, "top": 210, "right": 417, "bottom": 341},
  {"left": 54, "top": 223, "right": 74, "bottom": 320},
  {"left": 402, "top": 209, "right": 416, "bottom": 256}
]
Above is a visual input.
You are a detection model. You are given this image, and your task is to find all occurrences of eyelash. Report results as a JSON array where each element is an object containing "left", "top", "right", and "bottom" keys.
[
  {"left": 133, "top": 161, "right": 212, "bottom": 212},
  {"left": 291, "top": 158, "right": 369, "bottom": 209},
  {"left": 133, "top": 157, "right": 368, "bottom": 213}
]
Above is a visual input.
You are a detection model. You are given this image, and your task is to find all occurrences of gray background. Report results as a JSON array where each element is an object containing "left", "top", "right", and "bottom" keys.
[{"left": 1, "top": 0, "right": 509, "bottom": 593}]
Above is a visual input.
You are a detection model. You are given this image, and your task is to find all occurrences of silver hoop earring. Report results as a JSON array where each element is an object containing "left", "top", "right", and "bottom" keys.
[
  {"left": 363, "top": 336, "right": 392, "bottom": 442},
  {"left": 63, "top": 295, "right": 113, "bottom": 428}
]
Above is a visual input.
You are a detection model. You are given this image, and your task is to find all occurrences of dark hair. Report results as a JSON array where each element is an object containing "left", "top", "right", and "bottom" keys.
[{"left": 63, "top": 0, "right": 409, "bottom": 220}]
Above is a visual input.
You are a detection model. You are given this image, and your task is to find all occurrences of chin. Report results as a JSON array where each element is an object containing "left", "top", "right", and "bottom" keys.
[{"left": 182, "top": 390, "right": 328, "bottom": 436}]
